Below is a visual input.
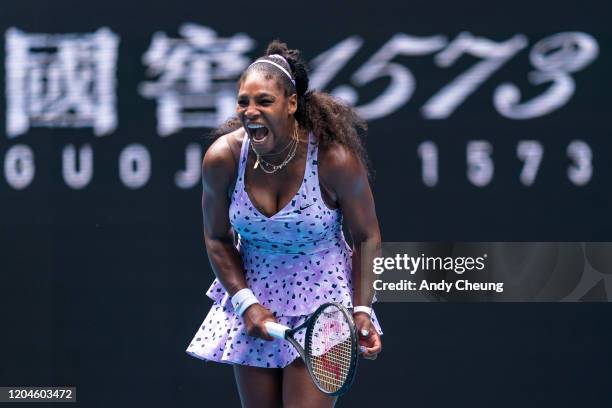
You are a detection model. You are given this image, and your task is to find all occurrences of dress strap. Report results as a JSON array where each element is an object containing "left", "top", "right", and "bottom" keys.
[
  {"left": 235, "top": 131, "right": 250, "bottom": 190},
  {"left": 306, "top": 131, "right": 318, "bottom": 179}
]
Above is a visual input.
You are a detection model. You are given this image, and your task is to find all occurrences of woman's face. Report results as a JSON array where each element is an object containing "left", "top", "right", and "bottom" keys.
[{"left": 237, "top": 71, "right": 297, "bottom": 154}]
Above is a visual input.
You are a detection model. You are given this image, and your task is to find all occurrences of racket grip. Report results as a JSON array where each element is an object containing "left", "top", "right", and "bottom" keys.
[{"left": 264, "top": 321, "right": 289, "bottom": 339}]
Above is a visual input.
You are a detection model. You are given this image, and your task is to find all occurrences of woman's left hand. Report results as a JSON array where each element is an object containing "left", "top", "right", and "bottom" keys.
[{"left": 353, "top": 312, "right": 382, "bottom": 360}]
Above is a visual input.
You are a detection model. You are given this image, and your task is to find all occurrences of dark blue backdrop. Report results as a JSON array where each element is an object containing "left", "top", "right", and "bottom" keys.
[{"left": 1, "top": 0, "right": 611, "bottom": 406}]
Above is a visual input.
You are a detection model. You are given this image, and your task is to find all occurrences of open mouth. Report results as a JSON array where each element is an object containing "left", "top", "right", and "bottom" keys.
[{"left": 247, "top": 123, "right": 269, "bottom": 143}]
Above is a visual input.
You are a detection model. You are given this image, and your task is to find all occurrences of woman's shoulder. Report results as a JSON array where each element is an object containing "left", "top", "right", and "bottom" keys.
[
  {"left": 317, "top": 140, "right": 365, "bottom": 193},
  {"left": 202, "top": 128, "right": 245, "bottom": 185},
  {"left": 204, "top": 128, "right": 244, "bottom": 165},
  {"left": 318, "top": 140, "right": 362, "bottom": 175}
]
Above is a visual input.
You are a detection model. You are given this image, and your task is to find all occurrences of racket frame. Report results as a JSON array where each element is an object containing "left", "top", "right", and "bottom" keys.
[{"left": 265, "top": 302, "right": 360, "bottom": 396}]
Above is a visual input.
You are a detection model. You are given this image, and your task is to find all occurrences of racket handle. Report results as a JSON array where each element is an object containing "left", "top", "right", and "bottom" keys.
[{"left": 264, "top": 321, "right": 289, "bottom": 339}]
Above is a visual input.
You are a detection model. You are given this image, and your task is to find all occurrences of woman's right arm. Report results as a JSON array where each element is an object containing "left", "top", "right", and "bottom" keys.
[{"left": 201, "top": 135, "right": 276, "bottom": 340}]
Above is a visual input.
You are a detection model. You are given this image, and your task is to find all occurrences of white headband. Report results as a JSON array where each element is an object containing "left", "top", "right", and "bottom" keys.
[{"left": 248, "top": 54, "right": 296, "bottom": 87}]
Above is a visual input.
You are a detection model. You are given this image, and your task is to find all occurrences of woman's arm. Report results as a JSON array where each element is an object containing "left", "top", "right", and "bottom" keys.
[
  {"left": 320, "top": 143, "right": 382, "bottom": 358},
  {"left": 201, "top": 136, "right": 247, "bottom": 295},
  {"left": 202, "top": 134, "right": 276, "bottom": 340},
  {"left": 319, "top": 143, "right": 381, "bottom": 307}
]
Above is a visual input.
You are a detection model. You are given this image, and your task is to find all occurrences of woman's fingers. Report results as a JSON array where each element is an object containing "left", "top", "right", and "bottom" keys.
[
  {"left": 354, "top": 315, "right": 381, "bottom": 359},
  {"left": 258, "top": 325, "right": 274, "bottom": 341},
  {"left": 259, "top": 318, "right": 279, "bottom": 341},
  {"left": 359, "top": 333, "right": 382, "bottom": 359},
  {"left": 243, "top": 304, "right": 277, "bottom": 341},
  {"left": 359, "top": 345, "right": 379, "bottom": 360}
]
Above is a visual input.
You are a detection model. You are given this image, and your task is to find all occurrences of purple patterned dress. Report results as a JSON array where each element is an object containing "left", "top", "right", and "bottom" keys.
[{"left": 186, "top": 132, "right": 382, "bottom": 368}]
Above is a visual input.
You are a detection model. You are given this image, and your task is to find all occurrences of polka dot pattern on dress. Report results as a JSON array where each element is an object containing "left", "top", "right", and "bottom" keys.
[{"left": 187, "top": 131, "right": 383, "bottom": 368}]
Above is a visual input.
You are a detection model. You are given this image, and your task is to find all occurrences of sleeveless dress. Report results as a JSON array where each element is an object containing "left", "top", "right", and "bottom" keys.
[{"left": 186, "top": 131, "right": 383, "bottom": 368}]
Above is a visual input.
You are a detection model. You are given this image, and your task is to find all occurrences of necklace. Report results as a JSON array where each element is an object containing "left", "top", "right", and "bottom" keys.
[
  {"left": 255, "top": 140, "right": 299, "bottom": 174},
  {"left": 256, "top": 135, "right": 295, "bottom": 157},
  {"left": 251, "top": 124, "right": 302, "bottom": 174}
]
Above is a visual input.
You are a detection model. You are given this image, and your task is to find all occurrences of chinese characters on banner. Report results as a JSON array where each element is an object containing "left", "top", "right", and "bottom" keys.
[
  {"left": 6, "top": 27, "right": 119, "bottom": 138},
  {"left": 139, "top": 23, "right": 255, "bottom": 136},
  {"left": 1, "top": 25, "right": 600, "bottom": 190}
]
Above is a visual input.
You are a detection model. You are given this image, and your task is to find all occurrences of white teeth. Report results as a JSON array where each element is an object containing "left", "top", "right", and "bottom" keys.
[{"left": 247, "top": 124, "right": 265, "bottom": 129}]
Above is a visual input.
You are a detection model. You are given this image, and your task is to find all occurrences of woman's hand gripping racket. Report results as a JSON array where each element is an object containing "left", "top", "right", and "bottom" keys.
[{"left": 265, "top": 303, "right": 359, "bottom": 396}]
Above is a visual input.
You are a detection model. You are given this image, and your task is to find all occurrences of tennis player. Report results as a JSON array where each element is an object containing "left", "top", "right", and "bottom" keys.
[{"left": 187, "top": 40, "right": 382, "bottom": 407}]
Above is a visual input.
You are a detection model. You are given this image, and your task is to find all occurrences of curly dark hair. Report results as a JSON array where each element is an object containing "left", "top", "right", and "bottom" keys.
[{"left": 212, "top": 40, "right": 373, "bottom": 179}]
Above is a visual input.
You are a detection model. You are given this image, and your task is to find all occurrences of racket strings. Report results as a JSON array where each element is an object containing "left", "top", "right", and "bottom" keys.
[
  {"left": 309, "top": 339, "right": 353, "bottom": 392},
  {"left": 307, "top": 307, "right": 355, "bottom": 393}
]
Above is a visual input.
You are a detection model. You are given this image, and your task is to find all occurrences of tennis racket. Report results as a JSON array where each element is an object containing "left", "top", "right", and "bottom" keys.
[{"left": 264, "top": 302, "right": 359, "bottom": 396}]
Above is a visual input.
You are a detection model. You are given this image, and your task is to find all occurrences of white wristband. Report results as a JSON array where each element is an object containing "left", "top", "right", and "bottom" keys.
[
  {"left": 353, "top": 306, "right": 372, "bottom": 316},
  {"left": 231, "top": 288, "right": 260, "bottom": 316}
]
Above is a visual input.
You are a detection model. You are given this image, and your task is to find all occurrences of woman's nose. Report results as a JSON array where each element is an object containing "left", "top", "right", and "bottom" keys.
[{"left": 244, "top": 106, "right": 259, "bottom": 119}]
